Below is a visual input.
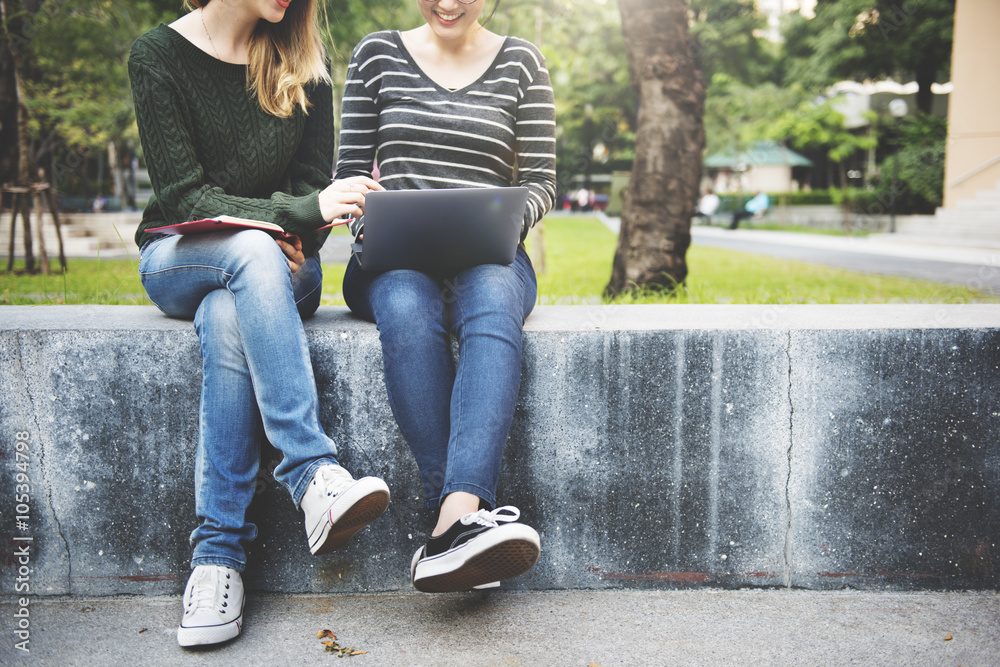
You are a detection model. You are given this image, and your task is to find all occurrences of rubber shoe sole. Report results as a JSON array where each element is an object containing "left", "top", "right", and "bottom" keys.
[
  {"left": 308, "top": 477, "right": 390, "bottom": 556},
  {"left": 178, "top": 613, "right": 242, "bottom": 647},
  {"left": 411, "top": 523, "right": 540, "bottom": 593}
]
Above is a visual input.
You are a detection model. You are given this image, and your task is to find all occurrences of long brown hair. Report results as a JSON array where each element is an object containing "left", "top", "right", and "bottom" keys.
[{"left": 184, "top": 0, "right": 331, "bottom": 117}]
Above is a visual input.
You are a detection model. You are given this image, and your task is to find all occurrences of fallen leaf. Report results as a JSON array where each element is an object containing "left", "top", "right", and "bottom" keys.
[
  {"left": 318, "top": 628, "right": 366, "bottom": 657},
  {"left": 944, "top": 633, "right": 953, "bottom": 641}
]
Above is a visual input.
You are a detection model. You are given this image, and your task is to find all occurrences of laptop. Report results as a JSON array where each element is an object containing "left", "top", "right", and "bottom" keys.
[{"left": 350, "top": 186, "right": 528, "bottom": 273}]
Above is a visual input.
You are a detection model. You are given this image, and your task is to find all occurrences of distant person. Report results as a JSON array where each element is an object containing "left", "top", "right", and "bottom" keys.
[
  {"left": 577, "top": 187, "right": 591, "bottom": 212},
  {"left": 694, "top": 189, "right": 720, "bottom": 223},
  {"left": 730, "top": 191, "right": 769, "bottom": 229}
]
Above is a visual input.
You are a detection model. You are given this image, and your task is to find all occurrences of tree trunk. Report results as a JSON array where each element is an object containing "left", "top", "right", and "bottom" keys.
[
  {"left": 605, "top": 0, "right": 705, "bottom": 296},
  {"left": 0, "top": 0, "right": 22, "bottom": 184},
  {"left": 914, "top": 63, "right": 935, "bottom": 115},
  {"left": 0, "top": 0, "right": 42, "bottom": 186}
]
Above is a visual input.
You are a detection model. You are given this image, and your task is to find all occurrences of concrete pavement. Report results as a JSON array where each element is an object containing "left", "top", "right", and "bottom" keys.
[{"left": 2, "top": 589, "right": 998, "bottom": 665}]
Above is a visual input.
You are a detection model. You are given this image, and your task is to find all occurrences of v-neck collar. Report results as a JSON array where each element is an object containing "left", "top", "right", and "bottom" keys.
[{"left": 391, "top": 30, "right": 510, "bottom": 94}]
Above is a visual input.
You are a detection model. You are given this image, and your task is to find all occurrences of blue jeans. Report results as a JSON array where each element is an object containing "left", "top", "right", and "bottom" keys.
[
  {"left": 139, "top": 230, "right": 339, "bottom": 571},
  {"left": 343, "top": 247, "right": 536, "bottom": 510}
]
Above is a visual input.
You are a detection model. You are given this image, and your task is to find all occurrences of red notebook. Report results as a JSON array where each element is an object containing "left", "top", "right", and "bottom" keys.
[{"left": 147, "top": 215, "right": 347, "bottom": 240}]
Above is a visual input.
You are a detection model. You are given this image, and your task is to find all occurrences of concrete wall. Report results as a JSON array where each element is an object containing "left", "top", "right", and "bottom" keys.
[{"left": 1, "top": 305, "right": 998, "bottom": 597}]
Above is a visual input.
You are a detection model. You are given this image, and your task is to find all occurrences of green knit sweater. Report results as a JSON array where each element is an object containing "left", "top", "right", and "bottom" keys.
[{"left": 128, "top": 25, "right": 334, "bottom": 255}]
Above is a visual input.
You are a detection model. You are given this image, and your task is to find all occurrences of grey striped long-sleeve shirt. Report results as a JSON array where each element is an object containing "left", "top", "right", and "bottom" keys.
[{"left": 335, "top": 30, "right": 557, "bottom": 241}]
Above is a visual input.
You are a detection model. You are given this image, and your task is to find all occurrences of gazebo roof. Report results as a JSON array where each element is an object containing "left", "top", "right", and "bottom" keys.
[{"left": 704, "top": 141, "right": 813, "bottom": 169}]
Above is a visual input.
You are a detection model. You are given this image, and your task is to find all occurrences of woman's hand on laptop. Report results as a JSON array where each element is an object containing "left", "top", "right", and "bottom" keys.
[{"left": 319, "top": 176, "right": 384, "bottom": 223}]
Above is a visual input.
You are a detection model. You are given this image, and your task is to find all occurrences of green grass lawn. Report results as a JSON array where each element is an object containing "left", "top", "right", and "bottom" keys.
[
  {"left": 528, "top": 217, "right": 996, "bottom": 304},
  {"left": 1, "top": 217, "right": 995, "bottom": 305}
]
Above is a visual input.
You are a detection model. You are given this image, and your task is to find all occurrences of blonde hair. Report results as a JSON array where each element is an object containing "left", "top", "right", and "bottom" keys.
[{"left": 184, "top": 0, "right": 331, "bottom": 117}]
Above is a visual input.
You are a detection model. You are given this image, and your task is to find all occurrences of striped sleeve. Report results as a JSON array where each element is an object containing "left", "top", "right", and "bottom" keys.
[
  {"left": 511, "top": 40, "right": 556, "bottom": 237},
  {"left": 336, "top": 35, "right": 383, "bottom": 236}
]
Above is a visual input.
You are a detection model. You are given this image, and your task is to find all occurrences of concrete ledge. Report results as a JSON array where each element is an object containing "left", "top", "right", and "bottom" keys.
[{"left": 2, "top": 305, "right": 998, "bottom": 596}]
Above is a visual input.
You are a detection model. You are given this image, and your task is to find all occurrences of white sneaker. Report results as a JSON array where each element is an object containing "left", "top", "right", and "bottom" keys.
[
  {"left": 177, "top": 565, "right": 244, "bottom": 647},
  {"left": 410, "top": 506, "right": 540, "bottom": 593},
  {"left": 300, "top": 464, "right": 390, "bottom": 555}
]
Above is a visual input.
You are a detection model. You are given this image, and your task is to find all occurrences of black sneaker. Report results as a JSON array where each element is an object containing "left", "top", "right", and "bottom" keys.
[{"left": 410, "top": 506, "right": 540, "bottom": 593}]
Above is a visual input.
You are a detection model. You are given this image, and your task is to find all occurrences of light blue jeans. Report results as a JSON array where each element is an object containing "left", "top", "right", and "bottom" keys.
[
  {"left": 139, "top": 230, "right": 339, "bottom": 571},
  {"left": 342, "top": 247, "right": 536, "bottom": 510}
]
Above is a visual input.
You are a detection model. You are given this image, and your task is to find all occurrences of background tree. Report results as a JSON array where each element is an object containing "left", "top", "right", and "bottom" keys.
[
  {"left": 877, "top": 112, "right": 946, "bottom": 214},
  {"left": 689, "top": 0, "right": 778, "bottom": 87},
  {"left": 606, "top": 0, "right": 705, "bottom": 295},
  {"left": 782, "top": 0, "right": 955, "bottom": 114},
  {"left": 703, "top": 77, "right": 807, "bottom": 155},
  {"left": 324, "top": 0, "right": 420, "bottom": 77},
  {"left": 765, "top": 97, "right": 877, "bottom": 188},
  {"left": 0, "top": 0, "right": 180, "bottom": 200},
  {"left": 0, "top": 0, "right": 42, "bottom": 186},
  {"left": 486, "top": 0, "right": 633, "bottom": 199}
]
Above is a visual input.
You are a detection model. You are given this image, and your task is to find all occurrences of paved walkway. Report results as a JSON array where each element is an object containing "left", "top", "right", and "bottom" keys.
[
  {"left": 2, "top": 589, "right": 997, "bottom": 665},
  {"left": 690, "top": 226, "right": 1000, "bottom": 295}
]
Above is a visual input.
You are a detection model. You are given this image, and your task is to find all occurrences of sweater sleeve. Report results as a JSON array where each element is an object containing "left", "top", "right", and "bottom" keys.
[
  {"left": 282, "top": 76, "right": 337, "bottom": 252},
  {"left": 288, "top": 75, "right": 336, "bottom": 199},
  {"left": 514, "top": 42, "right": 557, "bottom": 239},
  {"left": 128, "top": 43, "right": 332, "bottom": 253}
]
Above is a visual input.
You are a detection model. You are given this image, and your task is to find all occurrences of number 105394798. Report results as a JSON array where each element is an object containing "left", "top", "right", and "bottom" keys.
[{"left": 14, "top": 431, "right": 31, "bottom": 526}]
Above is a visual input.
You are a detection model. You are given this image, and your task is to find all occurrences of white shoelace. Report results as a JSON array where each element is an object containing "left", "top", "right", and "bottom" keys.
[
  {"left": 185, "top": 567, "right": 231, "bottom": 615},
  {"left": 459, "top": 506, "right": 521, "bottom": 528},
  {"left": 313, "top": 465, "right": 355, "bottom": 499}
]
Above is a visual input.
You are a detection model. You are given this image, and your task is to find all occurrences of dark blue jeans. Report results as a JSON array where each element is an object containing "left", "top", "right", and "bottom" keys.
[{"left": 343, "top": 247, "right": 537, "bottom": 509}]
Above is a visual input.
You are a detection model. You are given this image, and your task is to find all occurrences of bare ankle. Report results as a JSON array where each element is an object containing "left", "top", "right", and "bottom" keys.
[{"left": 431, "top": 491, "right": 480, "bottom": 536}]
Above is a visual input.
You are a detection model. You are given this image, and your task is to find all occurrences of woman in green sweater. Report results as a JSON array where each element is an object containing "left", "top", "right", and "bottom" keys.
[{"left": 129, "top": 0, "right": 386, "bottom": 648}]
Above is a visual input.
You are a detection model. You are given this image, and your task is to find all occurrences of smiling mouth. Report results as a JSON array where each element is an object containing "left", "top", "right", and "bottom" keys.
[{"left": 434, "top": 10, "right": 463, "bottom": 21}]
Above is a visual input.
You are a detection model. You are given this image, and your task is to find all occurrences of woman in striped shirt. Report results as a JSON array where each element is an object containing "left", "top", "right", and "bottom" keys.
[{"left": 336, "top": 0, "right": 556, "bottom": 593}]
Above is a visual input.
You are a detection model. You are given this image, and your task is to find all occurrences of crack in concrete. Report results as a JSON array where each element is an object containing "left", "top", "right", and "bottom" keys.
[
  {"left": 19, "top": 332, "right": 73, "bottom": 594},
  {"left": 783, "top": 330, "right": 794, "bottom": 588}
]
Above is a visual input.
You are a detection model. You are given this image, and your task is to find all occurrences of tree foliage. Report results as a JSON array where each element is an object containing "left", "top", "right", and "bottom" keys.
[
  {"left": 703, "top": 76, "right": 808, "bottom": 155},
  {"left": 495, "top": 0, "right": 633, "bottom": 194},
  {"left": 2, "top": 0, "right": 957, "bottom": 223},
  {"left": 782, "top": 0, "right": 955, "bottom": 113},
  {"left": 323, "top": 0, "right": 420, "bottom": 77},
  {"left": 1, "top": 0, "right": 180, "bottom": 190},
  {"left": 766, "top": 95, "right": 877, "bottom": 187},
  {"left": 688, "top": 0, "right": 778, "bottom": 86},
  {"left": 880, "top": 113, "right": 946, "bottom": 213}
]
